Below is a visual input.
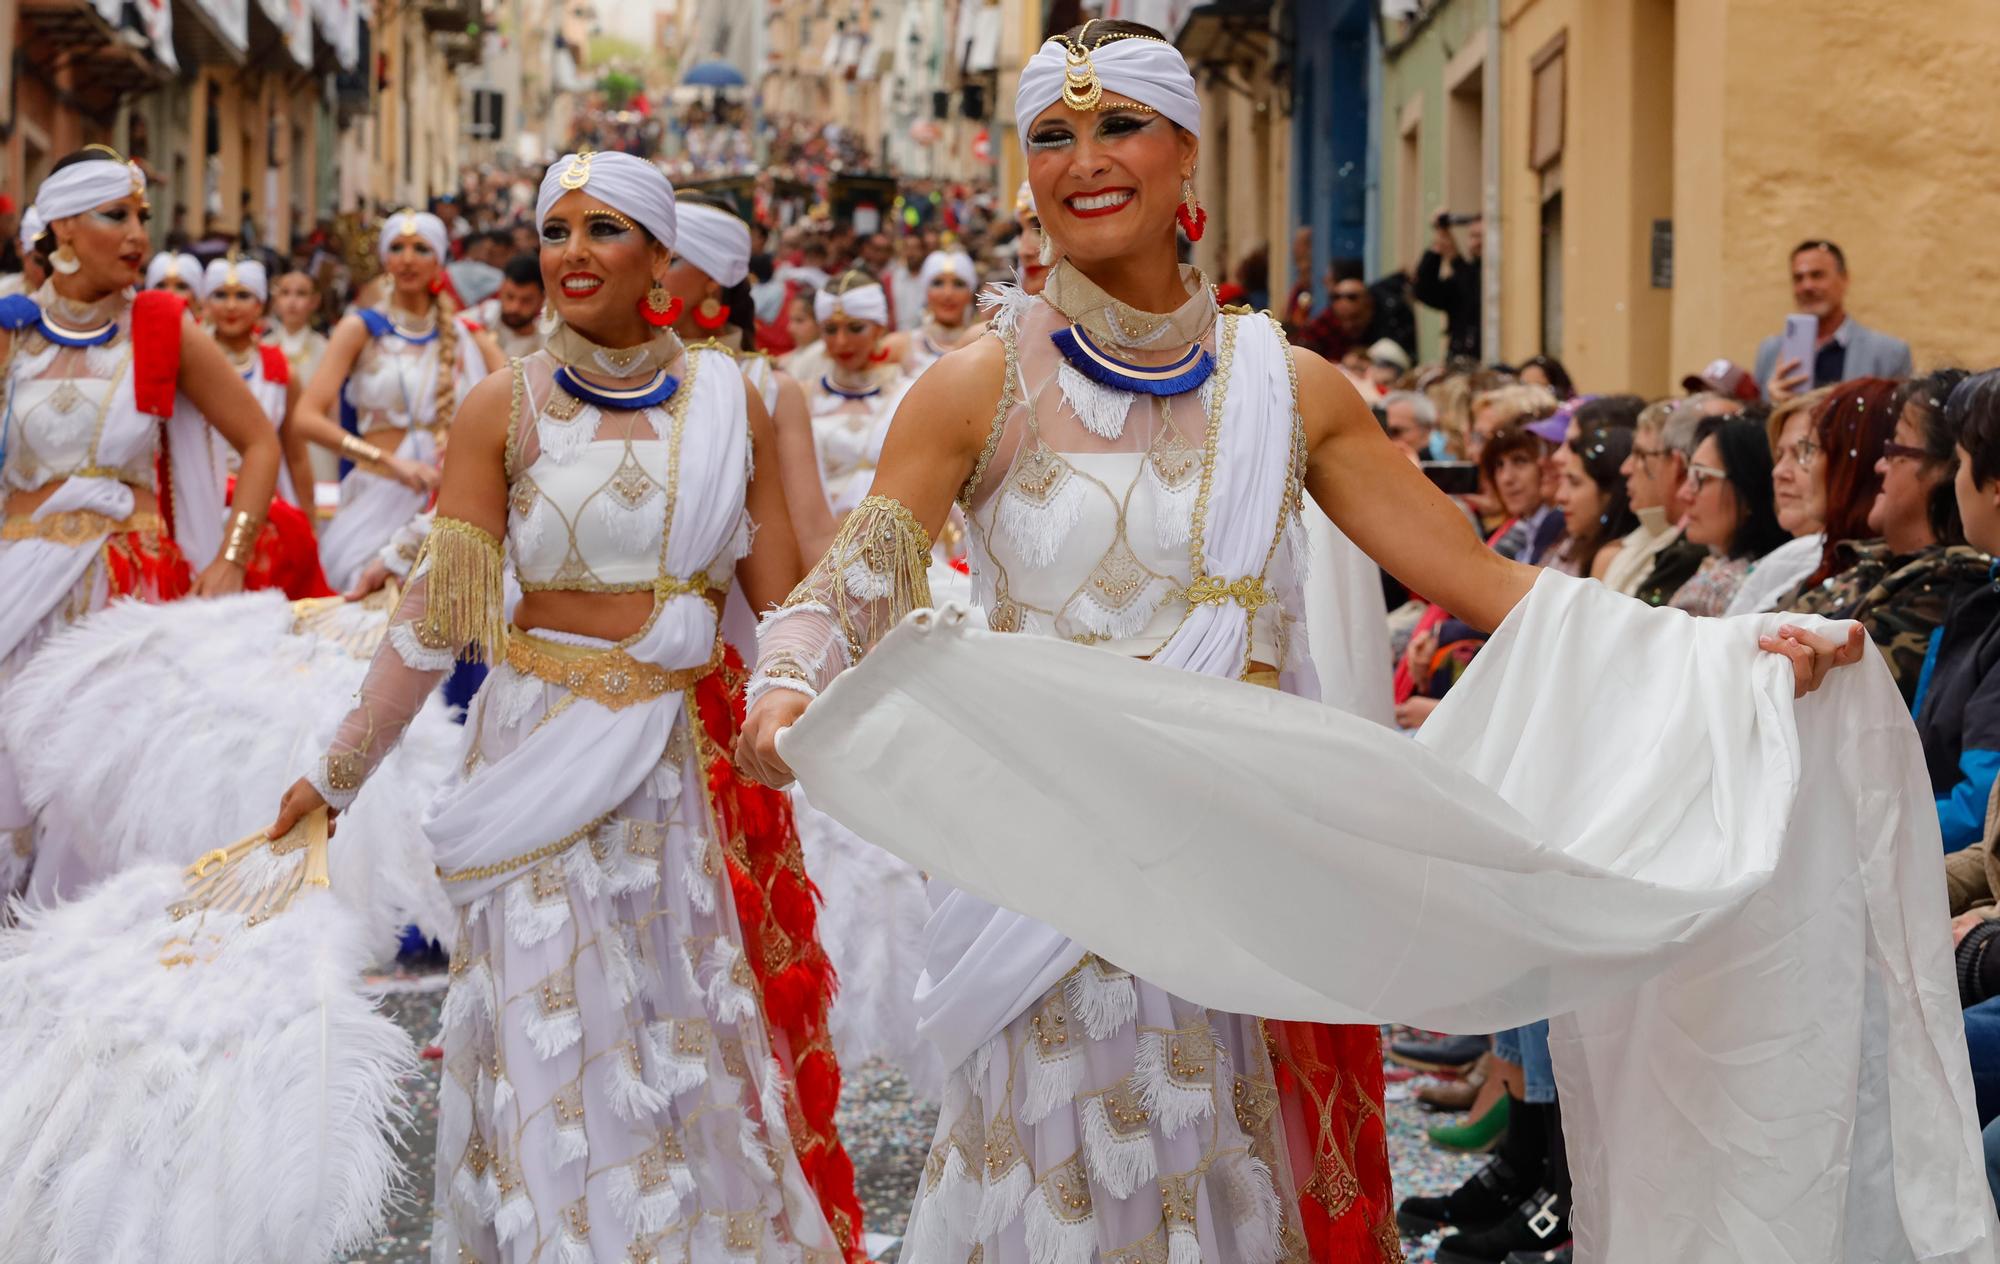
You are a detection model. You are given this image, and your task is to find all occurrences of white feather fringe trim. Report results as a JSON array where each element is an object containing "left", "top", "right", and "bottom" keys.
[
  {"left": 525, "top": 1004, "right": 583, "bottom": 1061},
  {"left": 972, "top": 1151, "right": 1034, "bottom": 1241},
  {"left": 1022, "top": 1181, "right": 1098, "bottom": 1264},
  {"left": 1135, "top": 1029, "right": 1221, "bottom": 1139},
  {"left": 1021, "top": 1038, "right": 1085, "bottom": 1127},
  {"left": 1056, "top": 360, "right": 1136, "bottom": 439},
  {"left": 605, "top": 1040, "right": 672, "bottom": 1123},
  {"left": 1080, "top": 1094, "right": 1157, "bottom": 1199},
  {"left": 604, "top": 1150, "right": 695, "bottom": 1237},
  {"left": 1064, "top": 961, "right": 1138, "bottom": 1041},
  {"left": 503, "top": 868, "right": 571, "bottom": 948},
  {"left": 996, "top": 456, "right": 1086, "bottom": 570}
]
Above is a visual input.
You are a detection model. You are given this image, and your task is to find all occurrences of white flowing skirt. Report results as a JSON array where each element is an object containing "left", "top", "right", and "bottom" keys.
[
  {"left": 901, "top": 955, "right": 1294, "bottom": 1264},
  {"left": 431, "top": 657, "right": 843, "bottom": 1264}
]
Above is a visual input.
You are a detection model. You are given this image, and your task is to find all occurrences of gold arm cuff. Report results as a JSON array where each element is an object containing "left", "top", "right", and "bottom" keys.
[
  {"left": 2, "top": 510, "right": 166, "bottom": 546},
  {"left": 220, "top": 507, "right": 264, "bottom": 567},
  {"left": 339, "top": 432, "right": 390, "bottom": 472},
  {"left": 504, "top": 627, "right": 724, "bottom": 710},
  {"left": 413, "top": 516, "right": 508, "bottom": 663}
]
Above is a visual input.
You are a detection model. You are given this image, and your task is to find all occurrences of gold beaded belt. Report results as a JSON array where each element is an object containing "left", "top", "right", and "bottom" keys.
[
  {"left": 2, "top": 509, "right": 166, "bottom": 547},
  {"left": 504, "top": 626, "right": 724, "bottom": 710}
]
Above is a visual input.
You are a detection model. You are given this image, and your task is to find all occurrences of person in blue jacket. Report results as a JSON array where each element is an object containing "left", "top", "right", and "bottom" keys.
[{"left": 1916, "top": 368, "right": 2000, "bottom": 850}]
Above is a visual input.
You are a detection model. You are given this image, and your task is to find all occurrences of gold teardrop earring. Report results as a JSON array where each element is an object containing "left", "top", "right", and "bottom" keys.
[{"left": 51, "top": 241, "right": 80, "bottom": 275}]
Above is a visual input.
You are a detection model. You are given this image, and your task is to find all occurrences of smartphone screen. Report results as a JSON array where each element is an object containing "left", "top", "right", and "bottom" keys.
[
  {"left": 1779, "top": 314, "right": 1818, "bottom": 387},
  {"left": 1421, "top": 461, "right": 1481, "bottom": 496}
]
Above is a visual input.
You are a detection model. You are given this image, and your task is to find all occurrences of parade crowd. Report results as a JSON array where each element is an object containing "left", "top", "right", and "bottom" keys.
[{"left": 0, "top": 25, "right": 1991, "bottom": 1264}]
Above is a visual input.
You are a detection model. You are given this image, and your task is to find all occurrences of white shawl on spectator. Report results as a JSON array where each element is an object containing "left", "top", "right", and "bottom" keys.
[{"left": 782, "top": 569, "right": 1998, "bottom": 1264}]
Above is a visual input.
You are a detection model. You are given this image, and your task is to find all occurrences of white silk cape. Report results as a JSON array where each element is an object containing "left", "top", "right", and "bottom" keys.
[{"left": 779, "top": 570, "right": 1998, "bottom": 1264}]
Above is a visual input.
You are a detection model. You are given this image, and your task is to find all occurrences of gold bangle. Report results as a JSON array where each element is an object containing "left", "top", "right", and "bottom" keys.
[
  {"left": 339, "top": 433, "right": 389, "bottom": 469},
  {"left": 220, "top": 507, "right": 264, "bottom": 567}
]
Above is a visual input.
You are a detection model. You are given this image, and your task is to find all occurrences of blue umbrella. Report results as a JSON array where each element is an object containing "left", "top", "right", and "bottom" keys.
[{"left": 682, "top": 60, "right": 746, "bottom": 88}]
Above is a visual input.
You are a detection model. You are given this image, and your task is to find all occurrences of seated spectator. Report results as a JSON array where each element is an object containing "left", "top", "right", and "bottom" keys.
[
  {"left": 1914, "top": 369, "right": 2000, "bottom": 852},
  {"left": 1382, "top": 390, "right": 1440, "bottom": 462},
  {"left": 1668, "top": 416, "right": 1790, "bottom": 615},
  {"left": 1681, "top": 357, "right": 1764, "bottom": 405},
  {"left": 1517, "top": 354, "right": 1573, "bottom": 400},
  {"left": 1625, "top": 395, "right": 1746, "bottom": 604},
  {"left": 1468, "top": 384, "right": 1560, "bottom": 462},
  {"left": 1760, "top": 378, "right": 1903, "bottom": 615},
  {"left": 1547, "top": 427, "right": 1640, "bottom": 580},
  {"left": 1367, "top": 337, "right": 1412, "bottom": 393},
  {"left": 1609, "top": 400, "right": 1694, "bottom": 599},
  {"left": 1721, "top": 387, "right": 1836, "bottom": 614},
  {"left": 1793, "top": 370, "right": 1987, "bottom": 706}
]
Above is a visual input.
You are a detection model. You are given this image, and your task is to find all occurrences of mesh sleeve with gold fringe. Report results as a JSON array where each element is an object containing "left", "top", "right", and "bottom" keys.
[
  {"left": 305, "top": 514, "right": 505, "bottom": 809},
  {"left": 749, "top": 495, "right": 934, "bottom": 708}
]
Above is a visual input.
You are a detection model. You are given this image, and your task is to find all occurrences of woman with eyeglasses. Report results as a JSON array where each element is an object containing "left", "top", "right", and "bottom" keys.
[
  {"left": 1776, "top": 369, "right": 1991, "bottom": 706},
  {"left": 1667, "top": 415, "right": 1791, "bottom": 615}
]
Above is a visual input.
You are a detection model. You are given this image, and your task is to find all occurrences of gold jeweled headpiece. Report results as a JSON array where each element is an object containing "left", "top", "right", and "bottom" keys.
[
  {"left": 559, "top": 148, "right": 595, "bottom": 191},
  {"left": 1060, "top": 38, "right": 1104, "bottom": 111},
  {"left": 82, "top": 142, "right": 149, "bottom": 207},
  {"left": 223, "top": 246, "right": 240, "bottom": 290}
]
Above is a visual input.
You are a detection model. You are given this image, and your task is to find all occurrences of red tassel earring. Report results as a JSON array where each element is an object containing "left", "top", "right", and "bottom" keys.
[
  {"left": 1176, "top": 180, "right": 1207, "bottom": 243},
  {"left": 693, "top": 296, "right": 729, "bottom": 332},
  {"left": 641, "top": 281, "right": 683, "bottom": 328},
  {"left": 428, "top": 272, "right": 447, "bottom": 296}
]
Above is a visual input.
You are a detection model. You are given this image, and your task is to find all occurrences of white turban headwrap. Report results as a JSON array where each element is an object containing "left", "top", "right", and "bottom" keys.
[
  {"left": 33, "top": 157, "right": 146, "bottom": 226},
  {"left": 918, "top": 250, "right": 977, "bottom": 290},
  {"left": 1014, "top": 34, "right": 1201, "bottom": 141},
  {"left": 146, "top": 252, "right": 202, "bottom": 292},
  {"left": 814, "top": 283, "right": 889, "bottom": 327},
  {"left": 19, "top": 208, "right": 43, "bottom": 259},
  {"left": 673, "top": 202, "right": 750, "bottom": 288},
  {"left": 535, "top": 151, "right": 678, "bottom": 254},
  {"left": 378, "top": 209, "right": 450, "bottom": 265},
  {"left": 201, "top": 256, "right": 268, "bottom": 302}
]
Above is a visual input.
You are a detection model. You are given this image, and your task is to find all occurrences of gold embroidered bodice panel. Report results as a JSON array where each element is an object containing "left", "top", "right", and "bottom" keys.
[
  {"left": 505, "top": 351, "right": 748, "bottom": 595},
  {"left": 345, "top": 319, "right": 443, "bottom": 434},
  {"left": 1, "top": 316, "right": 153, "bottom": 492},
  {"left": 963, "top": 295, "right": 1283, "bottom": 662}
]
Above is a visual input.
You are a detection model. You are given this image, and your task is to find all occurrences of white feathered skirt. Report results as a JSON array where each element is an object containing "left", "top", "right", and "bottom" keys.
[
  {"left": 430, "top": 652, "right": 844, "bottom": 1263},
  {"left": 901, "top": 956, "right": 1298, "bottom": 1264}
]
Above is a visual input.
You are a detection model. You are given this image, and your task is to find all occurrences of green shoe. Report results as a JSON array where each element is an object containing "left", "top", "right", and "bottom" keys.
[{"left": 1428, "top": 1091, "right": 1510, "bottom": 1153}]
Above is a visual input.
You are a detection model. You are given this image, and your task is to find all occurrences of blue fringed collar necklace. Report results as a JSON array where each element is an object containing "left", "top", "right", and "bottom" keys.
[
  {"left": 820, "top": 374, "right": 882, "bottom": 400},
  {"left": 1042, "top": 259, "right": 1217, "bottom": 397},
  {"left": 551, "top": 365, "right": 681, "bottom": 411}
]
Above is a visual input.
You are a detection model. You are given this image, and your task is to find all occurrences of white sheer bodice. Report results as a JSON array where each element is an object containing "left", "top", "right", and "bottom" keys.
[
  {"left": 807, "top": 369, "right": 912, "bottom": 516},
  {"left": 962, "top": 292, "right": 1288, "bottom": 664},
  {"left": 503, "top": 354, "right": 751, "bottom": 593},
  {"left": 344, "top": 319, "right": 443, "bottom": 433},
  {"left": 1, "top": 326, "right": 153, "bottom": 492}
]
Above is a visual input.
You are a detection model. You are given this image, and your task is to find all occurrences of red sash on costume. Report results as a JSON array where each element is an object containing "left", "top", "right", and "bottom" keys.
[
  {"left": 257, "top": 343, "right": 290, "bottom": 386},
  {"left": 692, "top": 649, "right": 866, "bottom": 1262},
  {"left": 134, "top": 290, "right": 186, "bottom": 541}
]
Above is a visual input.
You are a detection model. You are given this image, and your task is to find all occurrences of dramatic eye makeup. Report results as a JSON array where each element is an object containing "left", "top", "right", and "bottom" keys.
[
  {"left": 1026, "top": 109, "right": 1156, "bottom": 151},
  {"left": 584, "top": 211, "right": 636, "bottom": 238}
]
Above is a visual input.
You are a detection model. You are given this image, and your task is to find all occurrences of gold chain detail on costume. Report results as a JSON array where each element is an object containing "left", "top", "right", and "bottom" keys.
[
  {"left": 1180, "top": 311, "right": 1237, "bottom": 604},
  {"left": 503, "top": 359, "right": 525, "bottom": 482},
  {"left": 412, "top": 515, "right": 508, "bottom": 663},
  {"left": 959, "top": 313, "right": 1019, "bottom": 509},
  {"left": 504, "top": 627, "right": 724, "bottom": 711},
  {"left": 1183, "top": 574, "right": 1275, "bottom": 612},
  {"left": 779, "top": 494, "right": 934, "bottom": 664},
  {"left": 437, "top": 811, "right": 615, "bottom": 883},
  {"left": 1, "top": 508, "right": 165, "bottom": 546}
]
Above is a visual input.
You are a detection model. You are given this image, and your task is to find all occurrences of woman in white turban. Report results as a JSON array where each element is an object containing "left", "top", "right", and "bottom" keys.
[
  {"left": 287, "top": 208, "right": 503, "bottom": 589},
  {"left": 896, "top": 246, "right": 980, "bottom": 374},
  {"left": 735, "top": 17, "right": 1871, "bottom": 1264},
  {"left": 270, "top": 150, "right": 866, "bottom": 1263},
  {"left": 144, "top": 249, "right": 202, "bottom": 298},
  {"left": 0, "top": 145, "right": 283, "bottom": 899}
]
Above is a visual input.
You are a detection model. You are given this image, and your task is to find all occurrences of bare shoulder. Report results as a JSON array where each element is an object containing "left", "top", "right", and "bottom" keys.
[{"left": 451, "top": 365, "right": 516, "bottom": 455}]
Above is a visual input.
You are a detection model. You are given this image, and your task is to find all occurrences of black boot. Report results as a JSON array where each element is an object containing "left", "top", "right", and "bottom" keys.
[
  {"left": 1432, "top": 1188, "right": 1569, "bottom": 1263},
  {"left": 1397, "top": 1097, "right": 1548, "bottom": 1236}
]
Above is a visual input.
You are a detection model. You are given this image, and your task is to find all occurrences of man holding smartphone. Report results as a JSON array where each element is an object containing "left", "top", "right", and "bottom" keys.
[{"left": 1754, "top": 239, "right": 1912, "bottom": 403}]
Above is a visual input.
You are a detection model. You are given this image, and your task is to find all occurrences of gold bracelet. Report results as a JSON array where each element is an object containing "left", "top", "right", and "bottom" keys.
[
  {"left": 220, "top": 507, "right": 264, "bottom": 567},
  {"left": 339, "top": 433, "right": 389, "bottom": 470}
]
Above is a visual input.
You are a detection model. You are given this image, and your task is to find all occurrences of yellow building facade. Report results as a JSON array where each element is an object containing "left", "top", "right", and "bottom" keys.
[{"left": 1497, "top": 0, "right": 2000, "bottom": 394}]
